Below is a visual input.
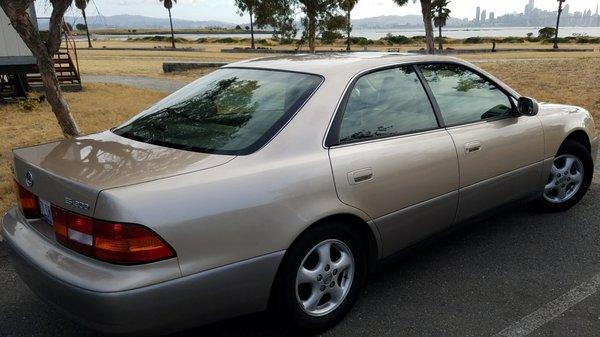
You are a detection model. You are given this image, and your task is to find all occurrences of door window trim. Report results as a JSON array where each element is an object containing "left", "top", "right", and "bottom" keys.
[
  {"left": 324, "top": 60, "right": 520, "bottom": 147},
  {"left": 324, "top": 64, "right": 443, "bottom": 147},
  {"left": 416, "top": 62, "right": 520, "bottom": 129}
]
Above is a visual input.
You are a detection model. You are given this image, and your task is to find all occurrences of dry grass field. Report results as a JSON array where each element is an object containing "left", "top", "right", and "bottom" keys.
[
  {"left": 0, "top": 83, "right": 166, "bottom": 215},
  {"left": 1, "top": 42, "right": 599, "bottom": 216}
]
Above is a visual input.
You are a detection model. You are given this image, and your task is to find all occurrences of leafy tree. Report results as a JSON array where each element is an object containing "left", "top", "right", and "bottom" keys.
[
  {"left": 0, "top": 0, "right": 81, "bottom": 137},
  {"left": 339, "top": 0, "right": 358, "bottom": 51},
  {"left": 74, "top": 0, "right": 92, "bottom": 48},
  {"left": 75, "top": 23, "right": 87, "bottom": 30},
  {"left": 234, "top": 0, "right": 257, "bottom": 49},
  {"left": 259, "top": 0, "right": 342, "bottom": 53},
  {"left": 159, "top": 0, "right": 177, "bottom": 49},
  {"left": 255, "top": 0, "right": 297, "bottom": 42},
  {"left": 538, "top": 27, "right": 556, "bottom": 40},
  {"left": 431, "top": 0, "right": 450, "bottom": 52},
  {"left": 393, "top": 0, "right": 435, "bottom": 54}
]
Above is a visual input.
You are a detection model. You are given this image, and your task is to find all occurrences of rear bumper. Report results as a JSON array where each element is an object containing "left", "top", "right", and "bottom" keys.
[{"left": 2, "top": 207, "right": 284, "bottom": 334}]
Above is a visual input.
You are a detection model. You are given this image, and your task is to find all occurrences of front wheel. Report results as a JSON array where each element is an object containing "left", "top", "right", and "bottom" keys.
[
  {"left": 272, "top": 222, "right": 367, "bottom": 333},
  {"left": 537, "top": 140, "right": 593, "bottom": 212}
]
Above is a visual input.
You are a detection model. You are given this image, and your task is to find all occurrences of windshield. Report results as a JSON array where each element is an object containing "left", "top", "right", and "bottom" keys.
[{"left": 113, "top": 68, "right": 323, "bottom": 155}]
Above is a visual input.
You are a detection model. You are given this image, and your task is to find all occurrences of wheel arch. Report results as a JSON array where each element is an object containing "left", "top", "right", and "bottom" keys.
[
  {"left": 267, "top": 213, "right": 380, "bottom": 308},
  {"left": 563, "top": 129, "right": 591, "bottom": 153}
]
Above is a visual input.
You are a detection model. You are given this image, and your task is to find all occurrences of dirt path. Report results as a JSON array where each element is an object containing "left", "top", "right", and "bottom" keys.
[{"left": 82, "top": 75, "right": 186, "bottom": 93}]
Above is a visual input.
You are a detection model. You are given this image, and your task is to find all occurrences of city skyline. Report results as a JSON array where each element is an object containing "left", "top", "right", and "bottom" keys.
[{"left": 34, "top": 0, "right": 600, "bottom": 24}]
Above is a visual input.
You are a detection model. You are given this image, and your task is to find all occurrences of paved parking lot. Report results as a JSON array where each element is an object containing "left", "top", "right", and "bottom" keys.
[{"left": 1, "top": 160, "right": 600, "bottom": 337}]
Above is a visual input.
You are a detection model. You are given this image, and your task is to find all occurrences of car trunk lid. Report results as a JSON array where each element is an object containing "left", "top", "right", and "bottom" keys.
[{"left": 12, "top": 131, "right": 235, "bottom": 216}]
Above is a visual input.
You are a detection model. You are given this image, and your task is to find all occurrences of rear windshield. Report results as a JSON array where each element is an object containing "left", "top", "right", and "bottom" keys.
[{"left": 113, "top": 68, "right": 323, "bottom": 155}]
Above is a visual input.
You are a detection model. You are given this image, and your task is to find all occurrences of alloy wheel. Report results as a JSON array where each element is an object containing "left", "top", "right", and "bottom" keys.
[
  {"left": 543, "top": 154, "right": 585, "bottom": 204},
  {"left": 295, "top": 239, "right": 355, "bottom": 317}
]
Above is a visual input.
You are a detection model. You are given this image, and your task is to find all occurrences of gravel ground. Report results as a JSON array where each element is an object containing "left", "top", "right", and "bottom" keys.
[{"left": 82, "top": 75, "right": 186, "bottom": 93}]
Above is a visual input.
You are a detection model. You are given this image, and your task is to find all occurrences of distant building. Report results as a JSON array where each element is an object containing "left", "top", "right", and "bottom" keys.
[
  {"left": 489, "top": 12, "right": 495, "bottom": 22},
  {"left": 481, "top": 10, "right": 487, "bottom": 24},
  {"left": 476, "top": 6, "right": 481, "bottom": 24}
]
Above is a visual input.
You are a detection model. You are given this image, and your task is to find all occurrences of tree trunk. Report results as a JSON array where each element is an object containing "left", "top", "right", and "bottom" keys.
[
  {"left": 82, "top": 8, "right": 92, "bottom": 48},
  {"left": 0, "top": 0, "right": 81, "bottom": 138},
  {"left": 38, "top": 55, "right": 81, "bottom": 137},
  {"left": 420, "top": 0, "right": 435, "bottom": 54},
  {"left": 168, "top": 8, "right": 176, "bottom": 49},
  {"left": 438, "top": 25, "right": 443, "bottom": 53},
  {"left": 250, "top": 7, "right": 255, "bottom": 49},
  {"left": 554, "top": 1, "right": 564, "bottom": 49},
  {"left": 308, "top": 12, "right": 316, "bottom": 53},
  {"left": 346, "top": 9, "right": 351, "bottom": 52}
]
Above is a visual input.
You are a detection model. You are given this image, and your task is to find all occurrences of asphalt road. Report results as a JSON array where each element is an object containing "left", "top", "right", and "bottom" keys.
[{"left": 1, "top": 160, "right": 600, "bottom": 337}]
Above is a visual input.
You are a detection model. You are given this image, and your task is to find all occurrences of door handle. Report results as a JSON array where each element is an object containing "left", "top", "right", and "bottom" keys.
[
  {"left": 464, "top": 141, "right": 482, "bottom": 154},
  {"left": 347, "top": 168, "right": 373, "bottom": 185}
]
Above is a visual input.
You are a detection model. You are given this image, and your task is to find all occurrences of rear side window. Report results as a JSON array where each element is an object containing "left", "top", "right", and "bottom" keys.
[
  {"left": 420, "top": 64, "right": 514, "bottom": 126},
  {"left": 114, "top": 68, "right": 322, "bottom": 155},
  {"left": 338, "top": 66, "right": 438, "bottom": 143}
]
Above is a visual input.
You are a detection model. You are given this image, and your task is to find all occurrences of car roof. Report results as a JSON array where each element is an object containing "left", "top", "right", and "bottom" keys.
[{"left": 223, "top": 52, "right": 467, "bottom": 78}]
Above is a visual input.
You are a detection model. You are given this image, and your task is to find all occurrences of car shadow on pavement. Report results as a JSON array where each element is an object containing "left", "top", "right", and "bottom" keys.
[{"left": 172, "top": 184, "right": 600, "bottom": 337}]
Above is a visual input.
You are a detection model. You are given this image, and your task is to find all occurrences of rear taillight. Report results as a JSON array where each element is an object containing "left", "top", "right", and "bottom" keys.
[
  {"left": 14, "top": 181, "right": 40, "bottom": 219},
  {"left": 51, "top": 206, "right": 176, "bottom": 265}
]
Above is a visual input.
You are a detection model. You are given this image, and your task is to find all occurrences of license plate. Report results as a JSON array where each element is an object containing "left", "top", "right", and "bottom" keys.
[{"left": 38, "top": 198, "right": 53, "bottom": 226}]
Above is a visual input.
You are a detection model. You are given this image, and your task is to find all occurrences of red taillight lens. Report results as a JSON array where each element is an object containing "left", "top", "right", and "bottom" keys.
[
  {"left": 51, "top": 206, "right": 93, "bottom": 255},
  {"left": 14, "top": 181, "right": 40, "bottom": 218},
  {"left": 51, "top": 205, "right": 175, "bottom": 265},
  {"left": 93, "top": 220, "right": 176, "bottom": 265}
]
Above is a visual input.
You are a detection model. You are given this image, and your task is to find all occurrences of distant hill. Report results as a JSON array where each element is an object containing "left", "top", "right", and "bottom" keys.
[
  {"left": 36, "top": 13, "right": 470, "bottom": 31},
  {"left": 353, "top": 15, "right": 466, "bottom": 29},
  {"left": 37, "top": 14, "right": 238, "bottom": 30}
]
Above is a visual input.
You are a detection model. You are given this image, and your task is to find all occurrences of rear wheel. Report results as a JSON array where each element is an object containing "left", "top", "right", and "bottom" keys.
[
  {"left": 272, "top": 221, "right": 367, "bottom": 333},
  {"left": 537, "top": 140, "right": 593, "bottom": 212}
]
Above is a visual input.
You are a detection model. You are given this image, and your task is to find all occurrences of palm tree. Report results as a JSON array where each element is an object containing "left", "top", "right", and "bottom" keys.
[
  {"left": 159, "top": 0, "right": 177, "bottom": 49},
  {"left": 432, "top": 0, "right": 450, "bottom": 53},
  {"left": 74, "top": 0, "right": 92, "bottom": 48},
  {"left": 553, "top": 0, "right": 566, "bottom": 49},
  {"left": 235, "top": 0, "right": 257, "bottom": 49},
  {"left": 340, "top": 0, "right": 358, "bottom": 51},
  {"left": 393, "top": 0, "right": 435, "bottom": 54}
]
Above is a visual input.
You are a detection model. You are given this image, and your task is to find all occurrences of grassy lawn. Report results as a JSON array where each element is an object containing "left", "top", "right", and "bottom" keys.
[{"left": 1, "top": 46, "right": 599, "bottom": 217}]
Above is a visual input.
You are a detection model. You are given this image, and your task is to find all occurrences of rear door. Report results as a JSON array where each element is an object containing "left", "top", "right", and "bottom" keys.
[
  {"left": 327, "top": 65, "right": 460, "bottom": 257},
  {"left": 418, "top": 63, "right": 545, "bottom": 222}
]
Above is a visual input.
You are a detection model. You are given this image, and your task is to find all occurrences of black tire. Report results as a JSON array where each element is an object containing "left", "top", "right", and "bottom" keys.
[
  {"left": 536, "top": 140, "right": 593, "bottom": 212},
  {"left": 271, "top": 221, "right": 367, "bottom": 334}
]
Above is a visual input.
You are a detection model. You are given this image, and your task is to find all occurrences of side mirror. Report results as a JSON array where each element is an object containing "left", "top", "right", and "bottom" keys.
[{"left": 517, "top": 97, "right": 539, "bottom": 116}]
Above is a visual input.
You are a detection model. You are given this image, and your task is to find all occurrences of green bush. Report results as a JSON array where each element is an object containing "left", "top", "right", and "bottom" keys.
[
  {"left": 538, "top": 27, "right": 556, "bottom": 39},
  {"left": 464, "top": 36, "right": 484, "bottom": 44},
  {"left": 196, "top": 38, "right": 208, "bottom": 43},
  {"left": 501, "top": 36, "right": 525, "bottom": 43},
  {"left": 215, "top": 37, "right": 237, "bottom": 43},
  {"left": 350, "top": 37, "right": 374, "bottom": 45},
  {"left": 385, "top": 34, "right": 413, "bottom": 45},
  {"left": 321, "top": 31, "right": 343, "bottom": 44}
]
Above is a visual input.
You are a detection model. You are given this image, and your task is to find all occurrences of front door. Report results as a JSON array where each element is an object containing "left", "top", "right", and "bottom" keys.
[
  {"left": 327, "top": 66, "right": 460, "bottom": 257},
  {"left": 419, "top": 63, "right": 545, "bottom": 222}
]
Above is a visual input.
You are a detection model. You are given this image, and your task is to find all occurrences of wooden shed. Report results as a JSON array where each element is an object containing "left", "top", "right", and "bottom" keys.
[
  {"left": 1, "top": 5, "right": 81, "bottom": 100},
  {"left": 0, "top": 5, "right": 38, "bottom": 99}
]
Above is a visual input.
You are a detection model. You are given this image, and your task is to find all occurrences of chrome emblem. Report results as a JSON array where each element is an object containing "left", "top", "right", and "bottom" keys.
[
  {"left": 25, "top": 171, "right": 34, "bottom": 187},
  {"left": 64, "top": 197, "right": 91, "bottom": 211}
]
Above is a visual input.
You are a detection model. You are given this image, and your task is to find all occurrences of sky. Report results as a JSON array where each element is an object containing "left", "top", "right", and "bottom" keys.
[{"left": 36, "top": 0, "right": 600, "bottom": 23}]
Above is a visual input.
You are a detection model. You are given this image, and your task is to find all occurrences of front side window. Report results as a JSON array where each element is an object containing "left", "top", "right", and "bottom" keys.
[
  {"left": 114, "top": 68, "right": 322, "bottom": 155},
  {"left": 338, "top": 66, "right": 439, "bottom": 143},
  {"left": 420, "top": 64, "right": 515, "bottom": 126}
]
